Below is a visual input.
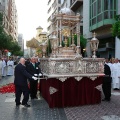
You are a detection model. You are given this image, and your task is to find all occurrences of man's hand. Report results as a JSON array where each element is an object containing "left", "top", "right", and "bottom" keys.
[
  {"left": 39, "top": 73, "right": 43, "bottom": 76},
  {"left": 32, "top": 76, "right": 38, "bottom": 80},
  {"left": 34, "top": 74, "right": 38, "bottom": 76}
]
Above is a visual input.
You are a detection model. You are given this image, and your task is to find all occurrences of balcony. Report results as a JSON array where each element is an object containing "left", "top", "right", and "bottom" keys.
[{"left": 70, "top": 0, "right": 83, "bottom": 12}]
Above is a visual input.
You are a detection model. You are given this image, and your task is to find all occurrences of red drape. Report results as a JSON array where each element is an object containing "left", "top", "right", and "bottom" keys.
[{"left": 39, "top": 77, "right": 103, "bottom": 108}]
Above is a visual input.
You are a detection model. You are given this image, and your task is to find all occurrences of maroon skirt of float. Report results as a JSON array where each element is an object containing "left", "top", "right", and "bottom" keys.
[{"left": 39, "top": 77, "right": 103, "bottom": 108}]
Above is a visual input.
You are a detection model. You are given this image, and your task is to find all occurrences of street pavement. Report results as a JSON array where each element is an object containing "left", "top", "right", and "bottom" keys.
[{"left": 0, "top": 76, "right": 120, "bottom": 120}]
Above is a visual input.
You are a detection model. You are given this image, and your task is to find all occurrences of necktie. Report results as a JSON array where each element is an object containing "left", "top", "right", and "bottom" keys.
[{"left": 33, "top": 64, "right": 35, "bottom": 68}]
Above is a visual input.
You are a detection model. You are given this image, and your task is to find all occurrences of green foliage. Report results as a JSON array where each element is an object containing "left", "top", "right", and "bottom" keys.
[
  {"left": 9, "top": 41, "right": 21, "bottom": 54},
  {"left": 14, "top": 51, "right": 23, "bottom": 56},
  {"left": 0, "top": 13, "right": 3, "bottom": 25},
  {"left": 74, "top": 34, "right": 87, "bottom": 48},
  {"left": 111, "top": 15, "right": 120, "bottom": 39},
  {"left": 0, "top": 13, "right": 22, "bottom": 56}
]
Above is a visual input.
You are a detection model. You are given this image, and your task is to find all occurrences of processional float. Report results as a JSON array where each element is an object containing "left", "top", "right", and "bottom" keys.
[
  {"left": 40, "top": 8, "right": 104, "bottom": 81},
  {"left": 41, "top": 8, "right": 104, "bottom": 81},
  {"left": 38, "top": 8, "right": 105, "bottom": 108}
]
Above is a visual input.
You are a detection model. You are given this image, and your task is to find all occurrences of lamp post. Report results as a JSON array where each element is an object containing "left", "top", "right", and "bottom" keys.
[
  {"left": 90, "top": 32, "right": 99, "bottom": 58},
  {"left": 49, "top": 33, "right": 58, "bottom": 58},
  {"left": 41, "top": 42, "right": 47, "bottom": 58}
]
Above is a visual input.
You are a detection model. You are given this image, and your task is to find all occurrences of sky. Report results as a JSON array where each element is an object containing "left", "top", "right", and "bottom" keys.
[{"left": 15, "top": 0, "right": 48, "bottom": 47}]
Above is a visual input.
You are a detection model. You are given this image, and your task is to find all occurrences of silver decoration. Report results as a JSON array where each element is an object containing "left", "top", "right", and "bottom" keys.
[
  {"left": 89, "top": 76, "right": 97, "bottom": 81},
  {"left": 90, "top": 32, "right": 99, "bottom": 58},
  {"left": 74, "top": 77, "right": 83, "bottom": 81},
  {"left": 95, "top": 84, "right": 102, "bottom": 91},
  {"left": 49, "top": 86, "right": 58, "bottom": 95},
  {"left": 86, "top": 62, "right": 99, "bottom": 73},
  {"left": 39, "top": 9, "right": 105, "bottom": 81},
  {"left": 40, "top": 58, "right": 105, "bottom": 79},
  {"left": 58, "top": 77, "right": 68, "bottom": 82}
]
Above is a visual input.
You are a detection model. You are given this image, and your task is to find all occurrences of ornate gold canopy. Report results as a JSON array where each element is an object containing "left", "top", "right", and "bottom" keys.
[{"left": 26, "top": 37, "right": 40, "bottom": 48}]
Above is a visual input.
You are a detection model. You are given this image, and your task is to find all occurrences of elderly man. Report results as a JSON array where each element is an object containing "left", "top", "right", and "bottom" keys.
[
  {"left": 14, "top": 57, "right": 37, "bottom": 107},
  {"left": 26, "top": 56, "right": 42, "bottom": 99}
]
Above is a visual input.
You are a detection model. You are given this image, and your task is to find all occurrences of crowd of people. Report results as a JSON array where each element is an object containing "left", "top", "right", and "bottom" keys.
[
  {"left": 0, "top": 56, "right": 120, "bottom": 107},
  {"left": 102, "top": 58, "right": 120, "bottom": 102},
  {"left": 0, "top": 57, "right": 14, "bottom": 79},
  {"left": 0, "top": 56, "right": 42, "bottom": 107},
  {"left": 14, "top": 56, "right": 42, "bottom": 107},
  {"left": 105, "top": 58, "right": 120, "bottom": 90}
]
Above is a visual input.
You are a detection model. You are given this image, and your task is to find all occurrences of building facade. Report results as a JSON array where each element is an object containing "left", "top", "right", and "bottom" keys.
[
  {"left": 70, "top": 0, "right": 120, "bottom": 59},
  {"left": 46, "top": 0, "right": 120, "bottom": 59},
  {"left": 18, "top": 34, "right": 24, "bottom": 52},
  {"left": 36, "top": 26, "right": 47, "bottom": 43},
  {"left": 70, "top": 0, "right": 83, "bottom": 34},
  {"left": 47, "top": 0, "right": 61, "bottom": 35},
  {"left": 60, "top": 0, "right": 70, "bottom": 8},
  {"left": 115, "top": 0, "right": 120, "bottom": 59},
  {"left": 0, "top": 0, "right": 18, "bottom": 41},
  {"left": 86, "top": 0, "right": 118, "bottom": 59}
]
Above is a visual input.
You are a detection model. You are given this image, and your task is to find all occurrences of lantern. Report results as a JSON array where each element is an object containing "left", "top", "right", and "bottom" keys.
[{"left": 90, "top": 32, "right": 99, "bottom": 58}]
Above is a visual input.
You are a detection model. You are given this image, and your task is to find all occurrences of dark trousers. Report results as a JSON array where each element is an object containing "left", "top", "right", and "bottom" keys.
[
  {"left": 29, "top": 80, "right": 38, "bottom": 98},
  {"left": 102, "top": 77, "right": 112, "bottom": 100},
  {"left": 15, "top": 85, "right": 29, "bottom": 104}
]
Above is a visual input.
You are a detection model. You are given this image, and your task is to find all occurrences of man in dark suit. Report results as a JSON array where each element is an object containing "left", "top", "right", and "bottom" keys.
[
  {"left": 102, "top": 62, "right": 112, "bottom": 101},
  {"left": 26, "top": 57, "right": 42, "bottom": 99},
  {"left": 14, "top": 58, "right": 37, "bottom": 107}
]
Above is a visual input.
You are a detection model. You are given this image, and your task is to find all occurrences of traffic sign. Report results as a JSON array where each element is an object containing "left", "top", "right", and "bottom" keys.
[{"left": 8, "top": 52, "right": 11, "bottom": 56}]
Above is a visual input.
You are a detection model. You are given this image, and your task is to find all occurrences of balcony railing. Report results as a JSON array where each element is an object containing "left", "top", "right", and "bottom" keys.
[{"left": 70, "top": 0, "right": 83, "bottom": 11}]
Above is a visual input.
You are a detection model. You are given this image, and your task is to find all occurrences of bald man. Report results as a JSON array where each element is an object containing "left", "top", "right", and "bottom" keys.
[{"left": 14, "top": 58, "right": 37, "bottom": 107}]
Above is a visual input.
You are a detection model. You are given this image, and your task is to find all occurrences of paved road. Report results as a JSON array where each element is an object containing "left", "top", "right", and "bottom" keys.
[{"left": 0, "top": 76, "right": 120, "bottom": 120}]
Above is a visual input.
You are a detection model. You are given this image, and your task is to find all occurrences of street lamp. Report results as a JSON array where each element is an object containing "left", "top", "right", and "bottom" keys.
[
  {"left": 41, "top": 42, "right": 47, "bottom": 58},
  {"left": 49, "top": 32, "right": 58, "bottom": 58},
  {"left": 90, "top": 32, "right": 99, "bottom": 58}
]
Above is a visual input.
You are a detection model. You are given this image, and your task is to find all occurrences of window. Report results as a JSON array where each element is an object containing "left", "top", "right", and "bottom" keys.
[
  {"left": 98, "top": 0, "right": 102, "bottom": 14},
  {"left": 90, "top": 0, "right": 117, "bottom": 30},
  {"left": 48, "top": 0, "right": 51, "bottom": 5},
  {"left": 48, "top": 7, "right": 51, "bottom": 14}
]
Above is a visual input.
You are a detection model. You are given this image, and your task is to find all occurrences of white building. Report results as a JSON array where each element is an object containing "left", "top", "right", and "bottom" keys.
[
  {"left": 115, "top": 0, "right": 120, "bottom": 59},
  {"left": 60, "top": 0, "right": 70, "bottom": 8},
  {"left": 47, "top": 0, "right": 61, "bottom": 36},
  {"left": 24, "top": 49, "right": 29, "bottom": 58},
  {"left": 0, "top": 0, "right": 18, "bottom": 41}
]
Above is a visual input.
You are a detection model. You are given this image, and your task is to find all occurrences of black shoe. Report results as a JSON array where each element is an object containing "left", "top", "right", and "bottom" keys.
[
  {"left": 22, "top": 103, "right": 30, "bottom": 107},
  {"left": 16, "top": 102, "right": 21, "bottom": 106},
  {"left": 102, "top": 98, "right": 106, "bottom": 101},
  {"left": 106, "top": 98, "right": 111, "bottom": 102},
  {"left": 114, "top": 88, "right": 119, "bottom": 90},
  {"left": 102, "top": 98, "right": 110, "bottom": 102}
]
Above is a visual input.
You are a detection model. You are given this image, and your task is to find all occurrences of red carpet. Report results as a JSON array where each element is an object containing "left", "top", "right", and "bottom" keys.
[
  {"left": 0, "top": 83, "right": 39, "bottom": 94},
  {"left": 0, "top": 83, "right": 15, "bottom": 94}
]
